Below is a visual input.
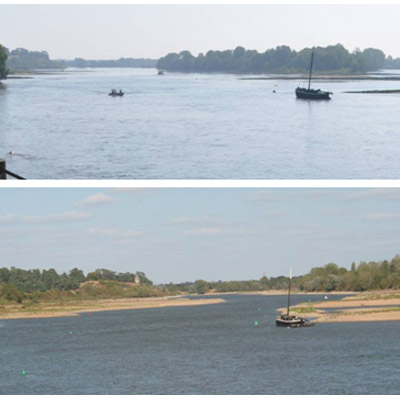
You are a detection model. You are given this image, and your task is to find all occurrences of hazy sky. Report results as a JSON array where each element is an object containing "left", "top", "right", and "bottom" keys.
[
  {"left": 1, "top": 5, "right": 400, "bottom": 59},
  {"left": 1, "top": 188, "right": 400, "bottom": 284}
]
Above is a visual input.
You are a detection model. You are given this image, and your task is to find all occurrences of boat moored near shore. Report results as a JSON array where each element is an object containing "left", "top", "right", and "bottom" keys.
[
  {"left": 296, "top": 50, "right": 332, "bottom": 100},
  {"left": 276, "top": 268, "right": 315, "bottom": 328}
]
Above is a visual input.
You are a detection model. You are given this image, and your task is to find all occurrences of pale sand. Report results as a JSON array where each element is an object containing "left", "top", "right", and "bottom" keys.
[
  {"left": 316, "top": 309, "right": 400, "bottom": 323},
  {"left": 0, "top": 297, "right": 225, "bottom": 320},
  {"left": 312, "top": 298, "right": 400, "bottom": 309},
  {"left": 205, "top": 290, "right": 357, "bottom": 296},
  {"left": 292, "top": 292, "right": 400, "bottom": 323}
]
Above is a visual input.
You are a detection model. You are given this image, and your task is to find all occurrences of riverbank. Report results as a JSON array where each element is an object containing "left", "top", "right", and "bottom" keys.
[
  {"left": 0, "top": 296, "right": 225, "bottom": 320},
  {"left": 204, "top": 290, "right": 357, "bottom": 296},
  {"left": 289, "top": 291, "right": 400, "bottom": 323},
  {"left": 240, "top": 74, "right": 400, "bottom": 81}
]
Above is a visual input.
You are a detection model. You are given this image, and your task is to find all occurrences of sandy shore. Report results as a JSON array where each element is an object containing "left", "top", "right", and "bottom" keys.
[
  {"left": 290, "top": 292, "right": 400, "bottom": 323},
  {"left": 0, "top": 296, "right": 225, "bottom": 320},
  {"left": 205, "top": 290, "right": 357, "bottom": 296},
  {"left": 240, "top": 75, "right": 400, "bottom": 81}
]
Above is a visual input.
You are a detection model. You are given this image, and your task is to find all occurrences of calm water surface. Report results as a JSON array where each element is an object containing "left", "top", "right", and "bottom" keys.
[
  {"left": 1, "top": 69, "right": 400, "bottom": 179},
  {"left": 1, "top": 294, "right": 400, "bottom": 394}
]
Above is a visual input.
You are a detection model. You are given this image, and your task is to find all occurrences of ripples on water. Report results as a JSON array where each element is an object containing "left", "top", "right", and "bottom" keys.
[
  {"left": 1, "top": 68, "right": 400, "bottom": 179},
  {"left": 1, "top": 294, "right": 400, "bottom": 395}
]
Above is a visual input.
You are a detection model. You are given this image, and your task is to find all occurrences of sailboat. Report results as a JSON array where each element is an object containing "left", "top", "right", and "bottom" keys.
[
  {"left": 295, "top": 50, "right": 332, "bottom": 100},
  {"left": 275, "top": 269, "right": 315, "bottom": 328}
]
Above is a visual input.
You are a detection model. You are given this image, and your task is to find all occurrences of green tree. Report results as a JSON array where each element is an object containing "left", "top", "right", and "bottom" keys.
[
  {"left": 87, "top": 271, "right": 100, "bottom": 281},
  {"left": 68, "top": 268, "right": 86, "bottom": 288},
  {"left": 0, "top": 44, "right": 8, "bottom": 80},
  {"left": 194, "top": 280, "right": 210, "bottom": 294},
  {"left": 1, "top": 283, "right": 25, "bottom": 303}
]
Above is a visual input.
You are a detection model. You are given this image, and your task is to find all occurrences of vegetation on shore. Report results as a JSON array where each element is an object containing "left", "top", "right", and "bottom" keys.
[
  {"left": 3, "top": 43, "right": 400, "bottom": 75},
  {"left": 0, "top": 267, "right": 161, "bottom": 305},
  {"left": 6, "top": 48, "right": 65, "bottom": 71},
  {"left": 162, "top": 254, "right": 400, "bottom": 295},
  {"left": 2, "top": 253, "right": 400, "bottom": 309},
  {"left": 3, "top": 47, "right": 157, "bottom": 72},
  {"left": 0, "top": 44, "right": 8, "bottom": 80},
  {"left": 67, "top": 57, "right": 157, "bottom": 69},
  {"left": 157, "top": 43, "right": 400, "bottom": 74}
]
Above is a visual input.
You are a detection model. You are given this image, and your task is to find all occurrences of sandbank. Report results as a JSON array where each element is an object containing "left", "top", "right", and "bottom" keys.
[
  {"left": 0, "top": 296, "right": 225, "bottom": 320},
  {"left": 291, "top": 291, "right": 400, "bottom": 323}
]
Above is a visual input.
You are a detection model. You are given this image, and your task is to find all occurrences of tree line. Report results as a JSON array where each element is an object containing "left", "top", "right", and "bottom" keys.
[
  {"left": 160, "top": 254, "right": 400, "bottom": 295},
  {"left": 0, "top": 267, "right": 153, "bottom": 303},
  {"left": 157, "top": 44, "right": 399, "bottom": 74},
  {"left": 1, "top": 47, "right": 156, "bottom": 72},
  {"left": 0, "top": 44, "right": 8, "bottom": 80},
  {"left": 68, "top": 57, "right": 157, "bottom": 68},
  {"left": 2, "top": 255, "right": 400, "bottom": 303},
  {"left": 3, "top": 43, "right": 400, "bottom": 75}
]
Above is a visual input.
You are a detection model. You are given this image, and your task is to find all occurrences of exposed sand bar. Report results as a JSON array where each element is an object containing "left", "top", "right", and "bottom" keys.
[
  {"left": 344, "top": 89, "right": 400, "bottom": 94},
  {"left": 292, "top": 292, "right": 400, "bottom": 323},
  {"left": 317, "top": 309, "right": 400, "bottom": 323},
  {"left": 205, "top": 290, "right": 356, "bottom": 296},
  {"left": 240, "top": 75, "right": 400, "bottom": 81},
  {"left": 0, "top": 297, "right": 225, "bottom": 320},
  {"left": 312, "top": 298, "right": 400, "bottom": 308}
]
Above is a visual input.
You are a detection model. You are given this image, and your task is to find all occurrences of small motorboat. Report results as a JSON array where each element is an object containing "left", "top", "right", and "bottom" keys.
[{"left": 109, "top": 89, "right": 124, "bottom": 97}]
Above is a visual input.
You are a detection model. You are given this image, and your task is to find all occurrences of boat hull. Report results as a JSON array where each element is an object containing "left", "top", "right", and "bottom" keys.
[
  {"left": 276, "top": 315, "right": 315, "bottom": 328},
  {"left": 296, "top": 87, "right": 331, "bottom": 100}
]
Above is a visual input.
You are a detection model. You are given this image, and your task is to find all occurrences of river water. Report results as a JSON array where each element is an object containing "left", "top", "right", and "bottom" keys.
[
  {"left": 1, "top": 68, "right": 400, "bottom": 179},
  {"left": 1, "top": 294, "right": 399, "bottom": 395}
]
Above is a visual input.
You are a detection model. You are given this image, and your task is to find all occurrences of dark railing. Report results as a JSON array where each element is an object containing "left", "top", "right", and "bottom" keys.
[{"left": 0, "top": 159, "right": 26, "bottom": 180}]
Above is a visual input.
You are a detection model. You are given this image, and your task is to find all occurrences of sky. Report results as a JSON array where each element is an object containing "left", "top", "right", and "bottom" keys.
[
  {"left": 1, "top": 5, "right": 400, "bottom": 59},
  {"left": 1, "top": 187, "right": 400, "bottom": 284}
]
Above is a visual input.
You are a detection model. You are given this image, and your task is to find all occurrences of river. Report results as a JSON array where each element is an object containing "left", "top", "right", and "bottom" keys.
[
  {"left": 1, "top": 68, "right": 400, "bottom": 179},
  {"left": 1, "top": 294, "right": 399, "bottom": 394}
]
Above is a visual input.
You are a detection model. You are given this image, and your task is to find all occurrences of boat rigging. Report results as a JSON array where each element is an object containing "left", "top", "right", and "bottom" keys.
[
  {"left": 295, "top": 50, "right": 332, "bottom": 100},
  {"left": 276, "top": 269, "right": 315, "bottom": 328}
]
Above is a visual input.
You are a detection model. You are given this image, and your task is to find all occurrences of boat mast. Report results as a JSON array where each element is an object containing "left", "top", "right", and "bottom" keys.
[
  {"left": 287, "top": 268, "right": 292, "bottom": 316},
  {"left": 308, "top": 50, "right": 314, "bottom": 90}
]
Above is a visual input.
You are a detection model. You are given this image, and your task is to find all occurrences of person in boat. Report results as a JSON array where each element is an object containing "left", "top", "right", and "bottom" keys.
[{"left": 119, "top": 90, "right": 123, "bottom": 95}]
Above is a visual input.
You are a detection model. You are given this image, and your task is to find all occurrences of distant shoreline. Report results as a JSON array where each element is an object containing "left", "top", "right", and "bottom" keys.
[
  {"left": 6, "top": 69, "right": 400, "bottom": 82},
  {"left": 0, "top": 296, "right": 225, "bottom": 321},
  {"left": 240, "top": 75, "right": 400, "bottom": 81},
  {"left": 203, "top": 290, "right": 357, "bottom": 296}
]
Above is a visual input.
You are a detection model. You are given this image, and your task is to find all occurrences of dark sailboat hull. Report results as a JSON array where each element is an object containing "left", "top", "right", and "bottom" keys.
[
  {"left": 276, "top": 316, "right": 315, "bottom": 328},
  {"left": 296, "top": 87, "right": 331, "bottom": 100}
]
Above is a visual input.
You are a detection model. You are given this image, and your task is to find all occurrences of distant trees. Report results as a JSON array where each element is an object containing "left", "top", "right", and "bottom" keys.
[
  {"left": 85, "top": 269, "right": 152, "bottom": 285},
  {"left": 0, "top": 44, "right": 8, "bottom": 80},
  {"left": 296, "top": 255, "right": 400, "bottom": 292},
  {"left": 0, "top": 266, "right": 153, "bottom": 303},
  {"left": 67, "top": 57, "right": 157, "bottom": 68},
  {"left": 194, "top": 280, "right": 210, "bottom": 294},
  {"left": 6, "top": 48, "right": 66, "bottom": 71},
  {"left": 157, "top": 44, "right": 393, "bottom": 74},
  {"left": 2, "top": 254, "right": 400, "bottom": 304}
]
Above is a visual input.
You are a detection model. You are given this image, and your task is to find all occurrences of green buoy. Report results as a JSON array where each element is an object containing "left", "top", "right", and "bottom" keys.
[
  {"left": 254, "top": 320, "right": 259, "bottom": 326},
  {"left": 21, "top": 370, "right": 27, "bottom": 376},
  {"left": 68, "top": 330, "right": 73, "bottom": 335}
]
